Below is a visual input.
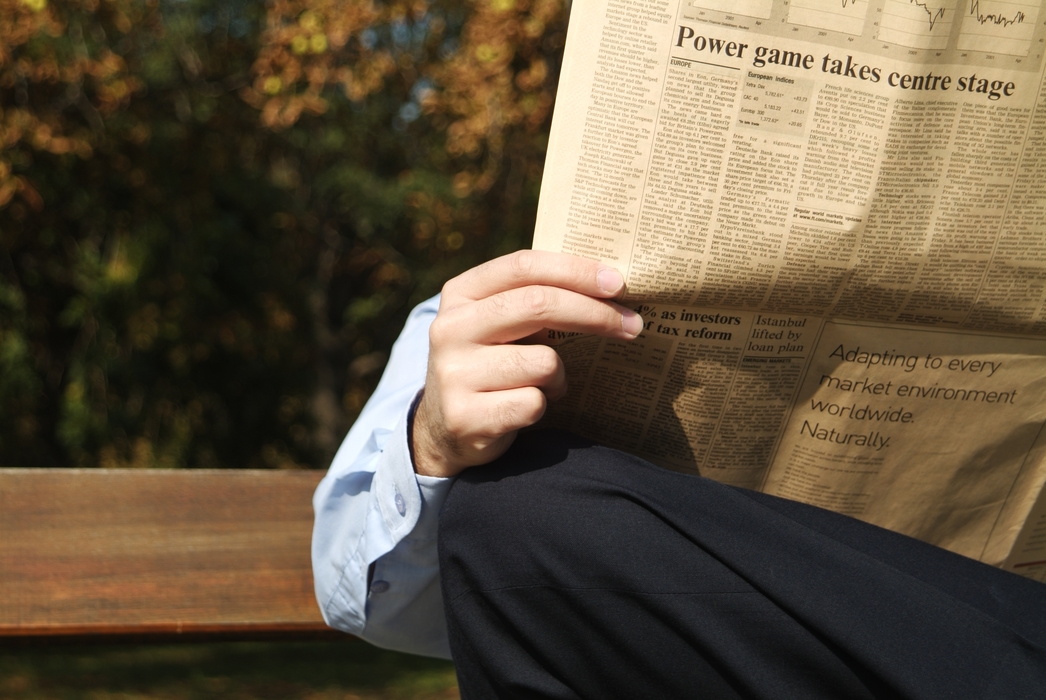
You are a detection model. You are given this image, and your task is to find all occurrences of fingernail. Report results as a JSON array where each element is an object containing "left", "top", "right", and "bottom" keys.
[
  {"left": 621, "top": 309, "right": 643, "bottom": 337},
  {"left": 597, "top": 268, "right": 624, "bottom": 294}
]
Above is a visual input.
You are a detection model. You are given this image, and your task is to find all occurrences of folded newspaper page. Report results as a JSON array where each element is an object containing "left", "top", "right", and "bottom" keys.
[{"left": 532, "top": 0, "right": 1046, "bottom": 578}]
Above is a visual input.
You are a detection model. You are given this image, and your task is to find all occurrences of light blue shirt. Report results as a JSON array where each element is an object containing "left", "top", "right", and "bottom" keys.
[{"left": 311, "top": 295, "right": 454, "bottom": 658}]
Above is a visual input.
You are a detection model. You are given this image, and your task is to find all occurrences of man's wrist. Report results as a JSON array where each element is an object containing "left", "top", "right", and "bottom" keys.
[{"left": 410, "top": 390, "right": 459, "bottom": 478}]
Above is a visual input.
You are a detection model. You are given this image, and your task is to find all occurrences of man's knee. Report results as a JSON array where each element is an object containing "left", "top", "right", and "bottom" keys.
[
  {"left": 437, "top": 429, "right": 605, "bottom": 596},
  {"left": 436, "top": 428, "right": 729, "bottom": 597}
]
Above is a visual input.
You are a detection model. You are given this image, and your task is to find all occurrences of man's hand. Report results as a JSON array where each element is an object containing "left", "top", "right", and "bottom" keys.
[{"left": 412, "top": 251, "right": 643, "bottom": 478}]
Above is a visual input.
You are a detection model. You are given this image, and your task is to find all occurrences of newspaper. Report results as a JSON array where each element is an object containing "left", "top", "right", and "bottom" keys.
[{"left": 531, "top": 0, "right": 1046, "bottom": 578}]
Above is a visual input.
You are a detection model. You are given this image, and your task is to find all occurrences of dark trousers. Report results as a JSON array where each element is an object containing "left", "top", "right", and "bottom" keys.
[{"left": 437, "top": 430, "right": 1046, "bottom": 699}]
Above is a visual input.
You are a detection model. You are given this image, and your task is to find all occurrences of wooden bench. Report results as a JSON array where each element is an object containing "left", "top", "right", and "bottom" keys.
[{"left": 0, "top": 468, "right": 346, "bottom": 644}]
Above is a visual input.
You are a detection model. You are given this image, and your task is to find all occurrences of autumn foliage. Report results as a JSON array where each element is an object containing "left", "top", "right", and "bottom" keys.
[{"left": 0, "top": 0, "right": 568, "bottom": 468}]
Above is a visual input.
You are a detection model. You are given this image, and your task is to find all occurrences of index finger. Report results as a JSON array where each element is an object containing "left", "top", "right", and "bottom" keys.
[{"left": 443, "top": 250, "right": 626, "bottom": 304}]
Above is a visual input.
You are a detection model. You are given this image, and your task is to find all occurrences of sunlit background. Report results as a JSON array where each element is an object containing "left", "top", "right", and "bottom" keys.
[
  {"left": 1, "top": 0, "right": 568, "bottom": 471},
  {"left": 1, "top": 0, "right": 570, "bottom": 696}
]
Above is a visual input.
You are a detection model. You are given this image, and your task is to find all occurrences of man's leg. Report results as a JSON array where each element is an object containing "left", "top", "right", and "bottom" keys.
[{"left": 438, "top": 429, "right": 1046, "bottom": 699}]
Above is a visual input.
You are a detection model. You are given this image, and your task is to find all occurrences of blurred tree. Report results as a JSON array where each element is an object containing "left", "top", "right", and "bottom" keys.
[{"left": 0, "top": 0, "right": 568, "bottom": 469}]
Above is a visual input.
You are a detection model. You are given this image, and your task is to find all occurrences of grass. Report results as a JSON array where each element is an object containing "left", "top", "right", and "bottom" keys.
[{"left": 0, "top": 640, "right": 459, "bottom": 700}]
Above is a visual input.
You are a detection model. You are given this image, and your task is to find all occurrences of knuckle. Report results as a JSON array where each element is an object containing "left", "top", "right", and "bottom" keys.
[
  {"left": 440, "top": 277, "right": 460, "bottom": 300},
  {"left": 429, "top": 360, "right": 454, "bottom": 389},
  {"left": 520, "top": 286, "right": 555, "bottom": 319},
  {"left": 514, "top": 391, "right": 547, "bottom": 427},
  {"left": 440, "top": 395, "right": 473, "bottom": 436},
  {"left": 428, "top": 315, "right": 453, "bottom": 347},
  {"left": 440, "top": 411, "right": 467, "bottom": 438},
  {"left": 433, "top": 355, "right": 470, "bottom": 390},
  {"left": 524, "top": 391, "right": 550, "bottom": 426},
  {"left": 530, "top": 346, "right": 561, "bottom": 379},
  {"left": 507, "top": 250, "right": 537, "bottom": 282}
]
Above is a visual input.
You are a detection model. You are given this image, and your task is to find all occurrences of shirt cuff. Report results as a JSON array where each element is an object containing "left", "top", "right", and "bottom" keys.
[
  {"left": 374, "top": 402, "right": 425, "bottom": 540},
  {"left": 413, "top": 473, "right": 454, "bottom": 540},
  {"left": 372, "top": 390, "right": 455, "bottom": 541}
]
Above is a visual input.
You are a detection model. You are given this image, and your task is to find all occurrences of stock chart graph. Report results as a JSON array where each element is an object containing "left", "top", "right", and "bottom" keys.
[
  {"left": 878, "top": 0, "right": 957, "bottom": 49},
  {"left": 788, "top": 0, "right": 872, "bottom": 35},
  {"left": 959, "top": 0, "right": 1039, "bottom": 55}
]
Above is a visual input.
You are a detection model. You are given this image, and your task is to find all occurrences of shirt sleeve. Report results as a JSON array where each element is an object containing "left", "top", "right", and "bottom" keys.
[{"left": 311, "top": 294, "right": 454, "bottom": 659}]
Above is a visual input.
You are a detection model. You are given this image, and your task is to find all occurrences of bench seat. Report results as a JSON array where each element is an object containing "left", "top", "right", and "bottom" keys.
[{"left": 0, "top": 469, "right": 344, "bottom": 642}]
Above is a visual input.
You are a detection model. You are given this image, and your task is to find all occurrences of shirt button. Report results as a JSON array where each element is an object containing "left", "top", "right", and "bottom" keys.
[
  {"left": 371, "top": 580, "right": 390, "bottom": 594},
  {"left": 394, "top": 491, "right": 406, "bottom": 516}
]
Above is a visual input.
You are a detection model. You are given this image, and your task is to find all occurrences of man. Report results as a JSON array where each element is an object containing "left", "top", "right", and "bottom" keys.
[{"left": 313, "top": 250, "right": 1046, "bottom": 698}]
